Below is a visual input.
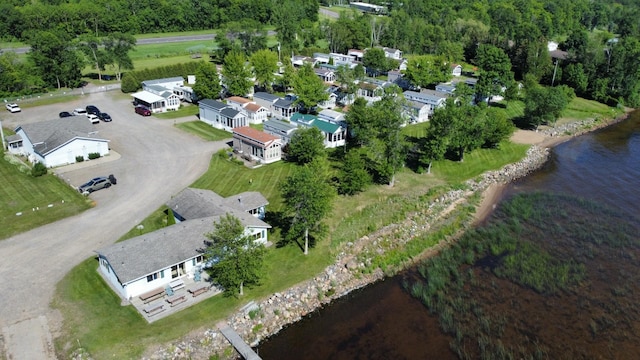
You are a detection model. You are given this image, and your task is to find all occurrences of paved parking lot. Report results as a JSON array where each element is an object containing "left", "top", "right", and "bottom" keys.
[{"left": 0, "top": 89, "right": 229, "bottom": 359}]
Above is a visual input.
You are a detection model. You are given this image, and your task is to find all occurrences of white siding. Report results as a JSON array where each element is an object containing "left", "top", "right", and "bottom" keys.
[{"left": 44, "top": 139, "right": 109, "bottom": 168}]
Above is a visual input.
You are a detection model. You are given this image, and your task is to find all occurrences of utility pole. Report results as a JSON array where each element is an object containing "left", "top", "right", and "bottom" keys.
[{"left": 0, "top": 119, "right": 6, "bottom": 150}]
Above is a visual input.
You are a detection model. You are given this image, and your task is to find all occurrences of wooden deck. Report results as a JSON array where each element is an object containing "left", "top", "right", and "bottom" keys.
[{"left": 218, "top": 323, "right": 261, "bottom": 360}]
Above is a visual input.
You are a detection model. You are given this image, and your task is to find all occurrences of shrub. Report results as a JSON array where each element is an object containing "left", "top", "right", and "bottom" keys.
[
  {"left": 31, "top": 162, "right": 47, "bottom": 177},
  {"left": 88, "top": 152, "right": 101, "bottom": 160},
  {"left": 75, "top": 156, "right": 84, "bottom": 163}
]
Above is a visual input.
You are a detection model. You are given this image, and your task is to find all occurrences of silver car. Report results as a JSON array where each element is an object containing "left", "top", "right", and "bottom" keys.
[{"left": 78, "top": 176, "right": 114, "bottom": 194}]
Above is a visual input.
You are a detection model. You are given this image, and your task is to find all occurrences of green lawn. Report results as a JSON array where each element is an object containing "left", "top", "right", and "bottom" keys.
[
  {"left": 0, "top": 152, "right": 92, "bottom": 240},
  {"left": 560, "top": 97, "right": 623, "bottom": 122},
  {"left": 433, "top": 141, "right": 530, "bottom": 184},
  {"left": 153, "top": 105, "right": 200, "bottom": 120},
  {"left": 174, "top": 121, "right": 232, "bottom": 141}
]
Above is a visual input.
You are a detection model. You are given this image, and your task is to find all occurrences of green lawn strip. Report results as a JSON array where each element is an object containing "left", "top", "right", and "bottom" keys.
[
  {"left": 174, "top": 121, "right": 232, "bottom": 141},
  {"left": 432, "top": 141, "right": 530, "bottom": 184},
  {"left": 249, "top": 123, "right": 264, "bottom": 131},
  {"left": 0, "top": 153, "right": 91, "bottom": 240},
  {"left": 560, "top": 97, "right": 623, "bottom": 122},
  {"left": 153, "top": 105, "right": 199, "bottom": 120}
]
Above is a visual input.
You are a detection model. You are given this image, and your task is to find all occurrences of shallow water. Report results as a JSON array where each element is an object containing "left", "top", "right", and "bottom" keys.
[{"left": 258, "top": 112, "right": 640, "bottom": 359}]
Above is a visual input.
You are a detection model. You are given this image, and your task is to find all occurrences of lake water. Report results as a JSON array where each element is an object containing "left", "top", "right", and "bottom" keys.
[{"left": 258, "top": 113, "right": 640, "bottom": 359}]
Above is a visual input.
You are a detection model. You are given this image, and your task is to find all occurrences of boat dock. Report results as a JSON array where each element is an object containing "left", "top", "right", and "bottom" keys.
[{"left": 218, "top": 322, "right": 261, "bottom": 360}]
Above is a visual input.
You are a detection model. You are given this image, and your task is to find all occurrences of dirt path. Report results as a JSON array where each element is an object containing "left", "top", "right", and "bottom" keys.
[{"left": 0, "top": 90, "right": 225, "bottom": 359}]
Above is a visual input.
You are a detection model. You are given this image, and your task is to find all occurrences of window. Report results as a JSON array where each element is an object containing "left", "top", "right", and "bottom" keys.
[
  {"left": 160, "top": 270, "right": 165, "bottom": 278},
  {"left": 146, "top": 273, "right": 158, "bottom": 282}
]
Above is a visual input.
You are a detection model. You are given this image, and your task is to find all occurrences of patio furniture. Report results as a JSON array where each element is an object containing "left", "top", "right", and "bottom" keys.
[{"left": 139, "top": 287, "right": 165, "bottom": 304}]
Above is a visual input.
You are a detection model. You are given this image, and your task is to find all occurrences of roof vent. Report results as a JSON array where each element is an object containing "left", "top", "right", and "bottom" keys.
[{"left": 238, "top": 196, "right": 242, "bottom": 203}]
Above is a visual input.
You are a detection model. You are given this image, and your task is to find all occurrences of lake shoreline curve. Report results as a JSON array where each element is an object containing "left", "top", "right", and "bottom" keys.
[{"left": 144, "top": 111, "right": 632, "bottom": 360}]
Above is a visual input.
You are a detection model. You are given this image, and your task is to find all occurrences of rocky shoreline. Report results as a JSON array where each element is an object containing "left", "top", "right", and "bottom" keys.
[{"left": 137, "top": 115, "right": 629, "bottom": 360}]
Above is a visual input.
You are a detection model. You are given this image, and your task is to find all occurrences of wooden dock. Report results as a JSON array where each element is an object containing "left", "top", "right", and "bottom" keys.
[{"left": 218, "top": 323, "right": 261, "bottom": 360}]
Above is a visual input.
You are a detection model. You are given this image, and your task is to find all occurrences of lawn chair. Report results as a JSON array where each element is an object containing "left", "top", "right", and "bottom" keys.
[{"left": 165, "top": 285, "right": 174, "bottom": 296}]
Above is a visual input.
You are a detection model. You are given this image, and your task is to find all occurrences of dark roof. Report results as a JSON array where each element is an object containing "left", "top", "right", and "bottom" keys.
[
  {"left": 253, "top": 92, "right": 280, "bottom": 102},
  {"left": 220, "top": 107, "right": 241, "bottom": 118},
  {"left": 274, "top": 98, "right": 295, "bottom": 108},
  {"left": 264, "top": 119, "right": 298, "bottom": 133},
  {"left": 15, "top": 117, "right": 106, "bottom": 156},
  {"left": 167, "top": 188, "right": 268, "bottom": 221},
  {"left": 199, "top": 99, "right": 228, "bottom": 110},
  {"left": 549, "top": 49, "right": 569, "bottom": 60}
]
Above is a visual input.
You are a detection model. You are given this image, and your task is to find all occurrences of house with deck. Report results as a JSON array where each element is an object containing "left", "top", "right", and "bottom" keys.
[
  {"left": 253, "top": 92, "right": 280, "bottom": 117},
  {"left": 226, "top": 96, "right": 269, "bottom": 124},
  {"left": 96, "top": 188, "right": 270, "bottom": 300},
  {"left": 403, "top": 101, "right": 430, "bottom": 124},
  {"left": 232, "top": 126, "right": 282, "bottom": 164},
  {"left": 12, "top": 117, "right": 109, "bottom": 167}
]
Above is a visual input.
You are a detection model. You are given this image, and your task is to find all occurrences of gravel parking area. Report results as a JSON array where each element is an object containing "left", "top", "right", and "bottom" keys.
[{"left": 0, "top": 88, "right": 228, "bottom": 359}]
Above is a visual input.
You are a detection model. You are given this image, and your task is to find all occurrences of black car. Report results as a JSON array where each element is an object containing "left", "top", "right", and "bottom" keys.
[
  {"left": 98, "top": 112, "right": 112, "bottom": 122},
  {"left": 86, "top": 105, "right": 101, "bottom": 115},
  {"left": 59, "top": 111, "right": 72, "bottom": 118}
]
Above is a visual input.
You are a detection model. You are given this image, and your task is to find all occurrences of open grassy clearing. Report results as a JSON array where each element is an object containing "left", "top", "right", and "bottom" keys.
[
  {"left": 0, "top": 152, "right": 91, "bottom": 240},
  {"left": 174, "top": 121, "right": 232, "bottom": 141},
  {"left": 560, "top": 96, "right": 623, "bottom": 123},
  {"left": 152, "top": 104, "right": 200, "bottom": 120}
]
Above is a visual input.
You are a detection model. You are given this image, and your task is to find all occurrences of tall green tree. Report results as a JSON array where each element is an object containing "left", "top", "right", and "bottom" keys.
[
  {"left": 103, "top": 32, "right": 136, "bottom": 81},
  {"left": 475, "top": 44, "right": 514, "bottom": 100},
  {"left": 403, "top": 55, "right": 452, "bottom": 89},
  {"left": 193, "top": 61, "right": 221, "bottom": 100},
  {"left": 222, "top": 50, "right": 253, "bottom": 97},
  {"left": 250, "top": 49, "right": 278, "bottom": 92},
  {"left": 368, "top": 95, "right": 406, "bottom": 186},
  {"left": 292, "top": 63, "right": 328, "bottom": 110},
  {"left": 280, "top": 160, "right": 335, "bottom": 255},
  {"left": 523, "top": 85, "right": 570, "bottom": 129},
  {"left": 287, "top": 127, "right": 326, "bottom": 165},
  {"left": 338, "top": 148, "right": 372, "bottom": 195},
  {"left": 77, "top": 35, "right": 108, "bottom": 81},
  {"left": 204, "top": 213, "right": 266, "bottom": 296},
  {"left": 363, "top": 47, "right": 392, "bottom": 77},
  {"left": 344, "top": 97, "right": 372, "bottom": 146},
  {"left": 27, "top": 30, "right": 83, "bottom": 89}
]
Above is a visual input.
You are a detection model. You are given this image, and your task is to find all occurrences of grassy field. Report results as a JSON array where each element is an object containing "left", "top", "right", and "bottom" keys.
[
  {"left": 0, "top": 152, "right": 92, "bottom": 240},
  {"left": 560, "top": 96, "right": 623, "bottom": 122},
  {"left": 152, "top": 104, "right": 200, "bottom": 120},
  {"left": 174, "top": 121, "right": 232, "bottom": 141}
]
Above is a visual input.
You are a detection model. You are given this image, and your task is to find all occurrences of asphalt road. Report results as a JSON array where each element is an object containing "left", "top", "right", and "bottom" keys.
[{"left": 0, "top": 89, "right": 229, "bottom": 359}]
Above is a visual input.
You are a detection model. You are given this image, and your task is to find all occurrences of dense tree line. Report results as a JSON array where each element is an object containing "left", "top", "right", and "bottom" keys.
[{"left": 0, "top": 0, "right": 319, "bottom": 41}]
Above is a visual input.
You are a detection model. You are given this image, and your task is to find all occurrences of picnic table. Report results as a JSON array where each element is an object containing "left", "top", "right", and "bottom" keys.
[
  {"left": 166, "top": 294, "right": 187, "bottom": 307},
  {"left": 139, "top": 287, "right": 165, "bottom": 304},
  {"left": 143, "top": 303, "right": 165, "bottom": 316},
  {"left": 188, "top": 284, "right": 210, "bottom": 297},
  {"left": 169, "top": 278, "right": 185, "bottom": 291}
]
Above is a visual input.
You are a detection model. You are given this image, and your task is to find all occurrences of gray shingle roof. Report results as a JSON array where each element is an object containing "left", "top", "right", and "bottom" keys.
[
  {"left": 16, "top": 117, "right": 106, "bottom": 156},
  {"left": 97, "top": 217, "right": 213, "bottom": 284},
  {"left": 222, "top": 192, "right": 269, "bottom": 212},
  {"left": 253, "top": 92, "right": 280, "bottom": 102},
  {"left": 142, "top": 77, "right": 184, "bottom": 86},
  {"left": 167, "top": 188, "right": 225, "bottom": 220},
  {"left": 99, "top": 188, "right": 271, "bottom": 284},
  {"left": 274, "top": 99, "right": 294, "bottom": 108},
  {"left": 220, "top": 107, "right": 241, "bottom": 118},
  {"left": 264, "top": 119, "right": 298, "bottom": 133},
  {"left": 199, "top": 99, "right": 228, "bottom": 110}
]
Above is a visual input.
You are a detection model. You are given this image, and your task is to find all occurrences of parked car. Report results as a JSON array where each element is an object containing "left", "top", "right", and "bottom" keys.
[
  {"left": 87, "top": 114, "right": 100, "bottom": 124},
  {"left": 5, "top": 103, "right": 21, "bottom": 113},
  {"left": 59, "top": 111, "right": 72, "bottom": 118},
  {"left": 86, "top": 105, "right": 100, "bottom": 115},
  {"left": 135, "top": 105, "right": 151, "bottom": 116},
  {"left": 78, "top": 176, "right": 113, "bottom": 194},
  {"left": 98, "top": 112, "right": 112, "bottom": 122},
  {"left": 73, "top": 108, "right": 87, "bottom": 116}
]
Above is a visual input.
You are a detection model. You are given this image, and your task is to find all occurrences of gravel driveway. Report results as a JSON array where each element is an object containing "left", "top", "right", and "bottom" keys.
[{"left": 0, "top": 89, "right": 228, "bottom": 359}]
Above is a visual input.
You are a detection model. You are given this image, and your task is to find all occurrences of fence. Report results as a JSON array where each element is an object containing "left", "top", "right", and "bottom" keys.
[{"left": 4, "top": 83, "right": 122, "bottom": 105}]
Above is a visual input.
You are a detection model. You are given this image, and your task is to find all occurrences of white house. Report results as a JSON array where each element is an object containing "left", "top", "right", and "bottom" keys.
[
  {"left": 96, "top": 188, "right": 271, "bottom": 300},
  {"left": 253, "top": 92, "right": 280, "bottom": 116},
  {"left": 12, "top": 117, "right": 109, "bottom": 168},
  {"left": 318, "top": 109, "right": 346, "bottom": 125},
  {"left": 131, "top": 89, "right": 180, "bottom": 113},
  {"left": 435, "top": 83, "right": 457, "bottom": 94},
  {"left": 225, "top": 96, "right": 268, "bottom": 124},
  {"left": 450, "top": 64, "right": 463, "bottom": 77},
  {"left": 403, "top": 90, "right": 450, "bottom": 114},
  {"left": 403, "top": 101, "right": 430, "bottom": 124},
  {"left": 317, "top": 91, "right": 337, "bottom": 109},
  {"left": 314, "top": 68, "right": 336, "bottom": 82},
  {"left": 272, "top": 98, "right": 298, "bottom": 120},
  {"left": 232, "top": 126, "right": 282, "bottom": 164},
  {"left": 381, "top": 47, "right": 403, "bottom": 60},
  {"left": 199, "top": 99, "right": 248, "bottom": 132}
]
